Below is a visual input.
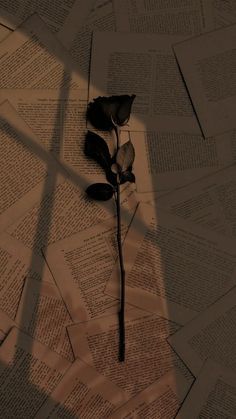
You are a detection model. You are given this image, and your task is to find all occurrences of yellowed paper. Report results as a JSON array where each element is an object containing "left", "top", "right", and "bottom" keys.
[
  {"left": 173, "top": 23, "right": 236, "bottom": 137},
  {"left": 176, "top": 360, "right": 236, "bottom": 418},
  {"left": 106, "top": 202, "right": 236, "bottom": 325},
  {"left": 0, "top": 327, "right": 70, "bottom": 416},
  {"left": 15, "top": 277, "right": 74, "bottom": 362},
  {"left": 35, "top": 358, "right": 127, "bottom": 418},
  {"left": 67, "top": 308, "right": 194, "bottom": 399}
]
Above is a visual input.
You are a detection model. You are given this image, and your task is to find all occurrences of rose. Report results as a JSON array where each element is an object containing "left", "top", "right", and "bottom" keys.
[{"left": 87, "top": 95, "right": 136, "bottom": 130}]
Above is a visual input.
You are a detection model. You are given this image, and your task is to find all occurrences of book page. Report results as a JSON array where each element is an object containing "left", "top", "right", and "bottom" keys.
[
  {"left": 0, "top": 0, "right": 94, "bottom": 33},
  {"left": 0, "top": 99, "right": 62, "bottom": 232},
  {"left": 15, "top": 278, "right": 74, "bottom": 362},
  {"left": 43, "top": 205, "right": 137, "bottom": 323},
  {"left": 169, "top": 286, "right": 236, "bottom": 376},
  {"left": 131, "top": 130, "right": 234, "bottom": 192},
  {"left": 158, "top": 164, "right": 236, "bottom": 239},
  {"left": 6, "top": 173, "right": 136, "bottom": 253},
  {"left": 0, "top": 13, "right": 86, "bottom": 89},
  {"left": 59, "top": 3, "right": 116, "bottom": 86},
  {"left": 0, "top": 88, "right": 108, "bottom": 181},
  {"left": 176, "top": 360, "right": 236, "bottom": 418},
  {"left": 173, "top": 23, "right": 236, "bottom": 137},
  {"left": 89, "top": 31, "right": 201, "bottom": 133},
  {"left": 35, "top": 359, "right": 127, "bottom": 418},
  {"left": 0, "top": 232, "right": 53, "bottom": 321},
  {"left": 0, "top": 23, "right": 11, "bottom": 41},
  {"left": 114, "top": 0, "right": 214, "bottom": 34},
  {"left": 106, "top": 203, "right": 236, "bottom": 325},
  {"left": 0, "top": 309, "right": 15, "bottom": 342},
  {"left": 111, "top": 370, "right": 190, "bottom": 419},
  {"left": 0, "top": 327, "right": 70, "bottom": 417},
  {"left": 67, "top": 308, "right": 194, "bottom": 399}
]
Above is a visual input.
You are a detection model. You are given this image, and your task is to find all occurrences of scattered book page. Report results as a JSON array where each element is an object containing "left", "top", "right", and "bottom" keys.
[
  {"left": 89, "top": 31, "right": 201, "bottom": 133},
  {"left": 0, "top": 309, "right": 15, "bottom": 342},
  {"left": 114, "top": 0, "right": 214, "bottom": 34},
  {"left": 43, "top": 206, "right": 137, "bottom": 323},
  {"left": 173, "top": 23, "right": 236, "bottom": 137},
  {"left": 169, "top": 286, "right": 236, "bottom": 376},
  {"left": 106, "top": 202, "right": 236, "bottom": 325},
  {"left": 0, "top": 23, "right": 11, "bottom": 41},
  {"left": 15, "top": 277, "right": 74, "bottom": 362},
  {"left": 0, "top": 13, "right": 87, "bottom": 90},
  {"left": 158, "top": 164, "right": 236, "bottom": 239},
  {"left": 131, "top": 130, "right": 234, "bottom": 192},
  {"left": 0, "top": 99, "right": 62, "bottom": 232},
  {"left": 0, "top": 0, "right": 94, "bottom": 33},
  {"left": 176, "top": 360, "right": 236, "bottom": 419},
  {"left": 210, "top": 0, "right": 236, "bottom": 28},
  {"left": 35, "top": 358, "right": 128, "bottom": 419},
  {"left": 111, "top": 370, "right": 190, "bottom": 419},
  {"left": 0, "top": 327, "right": 71, "bottom": 417},
  {"left": 59, "top": 2, "right": 116, "bottom": 86},
  {"left": 0, "top": 232, "right": 53, "bottom": 321},
  {"left": 67, "top": 308, "right": 194, "bottom": 399}
]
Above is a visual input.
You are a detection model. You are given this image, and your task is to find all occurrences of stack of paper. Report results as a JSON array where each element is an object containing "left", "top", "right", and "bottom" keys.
[{"left": 0, "top": 0, "right": 236, "bottom": 416}]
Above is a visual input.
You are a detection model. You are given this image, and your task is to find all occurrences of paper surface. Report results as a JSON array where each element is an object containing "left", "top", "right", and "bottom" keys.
[
  {"left": 169, "top": 286, "right": 236, "bottom": 376},
  {"left": 0, "top": 327, "right": 70, "bottom": 416},
  {"left": 176, "top": 360, "right": 236, "bottom": 418},
  {"left": 111, "top": 370, "right": 190, "bottom": 419},
  {"left": 0, "top": 23, "right": 12, "bottom": 41},
  {"left": 0, "top": 309, "right": 15, "bottom": 342},
  {"left": 131, "top": 130, "right": 234, "bottom": 192},
  {"left": 0, "top": 232, "right": 53, "bottom": 320},
  {"left": 0, "top": 99, "right": 62, "bottom": 232},
  {"left": 159, "top": 164, "right": 236, "bottom": 239},
  {"left": 106, "top": 202, "right": 236, "bottom": 325},
  {"left": 68, "top": 308, "right": 194, "bottom": 399},
  {"left": 35, "top": 358, "right": 127, "bottom": 418},
  {"left": 0, "top": 13, "right": 86, "bottom": 89},
  {"left": 0, "top": 88, "right": 108, "bottom": 181},
  {"left": 174, "top": 23, "right": 236, "bottom": 137},
  {"left": 44, "top": 204, "right": 137, "bottom": 323},
  {"left": 89, "top": 31, "right": 202, "bottom": 133},
  {"left": 59, "top": 2, "right": 116, "bottom": 86},
  {"left": 114, "top": 0, "right": 214, "bottom": 34},
  {"left": 0, "top": 0, "right": 94, "bottom": 33},
  {"left": 15, "top": 277, "right": 74, "bottom": 361}
]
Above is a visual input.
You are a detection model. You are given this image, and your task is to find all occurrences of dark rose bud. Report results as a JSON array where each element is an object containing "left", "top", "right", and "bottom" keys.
[
  {"left": 86, "top": 183, "right": 114, "bottom": 201},
  {"left": 87, "top": 95, "right": 136, "bottom": 131}
]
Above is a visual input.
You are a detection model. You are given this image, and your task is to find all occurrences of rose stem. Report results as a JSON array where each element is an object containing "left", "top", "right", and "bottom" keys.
[{"left": 114, "top": 125, "right": 125, "bottom": 362}]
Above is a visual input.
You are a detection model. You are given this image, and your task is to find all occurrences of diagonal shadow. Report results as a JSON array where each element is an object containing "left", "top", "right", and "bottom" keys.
[{"left": 0, "top": 3, "right": 198, "bottom": 416}]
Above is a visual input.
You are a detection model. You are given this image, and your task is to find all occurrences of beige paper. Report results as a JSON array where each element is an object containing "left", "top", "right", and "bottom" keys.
[
  {"left": 111, "top": 370, "right": 190, "bottom": 419},
  {"left": 106, "top": 202, "right": 236, "bottom": 325},
  {"left": 173, "top": 23, "right": 236, "bottom": 137},
  {"left": 0, "top": 23, "right": 12, "bottom": 41},
  {"left": 15, "top": 277, "right": 74, "bottom": 362},
  {"left": 176, "top": 360, "right": 236, "bottom": 418},
  {"left": 114, "top": 0, "right": 214, "bottom": 35},
  {"left": 0, "top": 89, "right": 107, "bottom": 181},
  {"left": 0, "top": 232, "right": 53, "bottom": 321},
  {"left": 0, "top": 327, "right": 70, "bottom": 416},
  {"left": 0, "top": 99, "right": 62, "bottom": 232},
  {"left": 0, "top": 13, "right": 86, "bottom": 89},
  {"left": 59, "top": 2, "right": 116, "bottom": 86},
  {"left": 89, "top": 31, "right": 202, "bottom": 133},
  {"left": 35, "top": 358, "right": 127, "bottom": 418},
  {"left": 43, "top": 205, "right": 137, "bottom": 323},
  {"left": 67, "top": 308, "right": 194, "bottom": 398},
  {"left": 0, "top": 309, "right": 15, "bottom": 342},
  {"left": 158, "top": 163, "right": 236, "bottom": 239},
  {"left": 131, "top": 130, "right": 234, "bottom": 192},
  {"left": 169, "top": 286, "right": 236, "bottom": 376},
  {"left": 0, "top": 0, "right": 94, "bottom": 34}
]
